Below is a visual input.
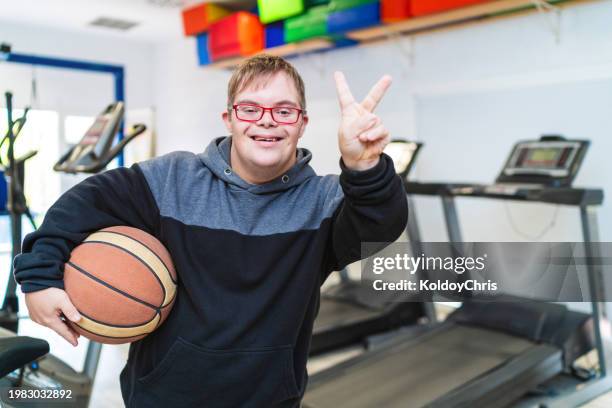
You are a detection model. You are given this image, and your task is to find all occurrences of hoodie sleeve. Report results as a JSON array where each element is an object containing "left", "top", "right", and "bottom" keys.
[
  {"left": 322, "top": 153, "right": 408, "bottom": 279},
  {"left": 13, "top": 164, "right": 160, "bottom": 293}
]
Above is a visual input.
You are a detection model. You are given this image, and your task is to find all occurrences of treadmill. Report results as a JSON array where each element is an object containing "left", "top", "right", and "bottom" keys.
[
  {"left": 303, "top": 135, "right": 610, "bottom": 407},
  {"left": 311, "top": 140, "right": 431, "bottom": 355}
]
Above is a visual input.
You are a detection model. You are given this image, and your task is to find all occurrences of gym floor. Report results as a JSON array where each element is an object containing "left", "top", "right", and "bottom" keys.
[
  {"left": 12, "top": 295, "right": 611, "bottom": 407},
  {"left": 85, "top": 315, "right": 612, "bottom": 407}
]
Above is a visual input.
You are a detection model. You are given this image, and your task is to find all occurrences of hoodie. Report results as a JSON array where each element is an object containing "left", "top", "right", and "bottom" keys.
[{"left": 14, "top": 136, "right": 408, "bottom": 407}]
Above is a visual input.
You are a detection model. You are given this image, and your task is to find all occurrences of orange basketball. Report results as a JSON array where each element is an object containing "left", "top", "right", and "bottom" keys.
[{"left": 63, "top": 226, "right": 177, "bottom": 344}]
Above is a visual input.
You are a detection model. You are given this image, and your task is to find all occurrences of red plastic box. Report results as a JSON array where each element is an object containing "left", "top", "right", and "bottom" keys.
[
  {"left": 382, "top": 0, "right": 412, "bottom": 23},
  {"left": 209, "top": 12, "right": 264, "bottom": 61},
  {"left": 181, "top": 3, "right": 230, "bottom": 36},
  {"left": 411, "top": 0, "right": 491, "bottom": 16}
]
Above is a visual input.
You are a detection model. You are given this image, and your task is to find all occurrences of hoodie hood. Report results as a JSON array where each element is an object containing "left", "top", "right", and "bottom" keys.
[{"left": 198, "top": 136, "right": 317, "bottom": 194}]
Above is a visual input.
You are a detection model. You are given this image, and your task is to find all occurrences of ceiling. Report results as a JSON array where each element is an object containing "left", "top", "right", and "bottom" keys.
[{"left": 0, "top": 0, "right": 257, "bottom": 43}]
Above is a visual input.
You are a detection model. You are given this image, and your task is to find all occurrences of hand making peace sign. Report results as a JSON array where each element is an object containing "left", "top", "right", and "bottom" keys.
[{"left": 334, "top": 71, "right": 392, "bottom": 171}]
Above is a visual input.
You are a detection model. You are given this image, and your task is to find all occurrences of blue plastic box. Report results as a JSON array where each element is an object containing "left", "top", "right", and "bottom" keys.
[
  {"left": 327, "top": 2, "right": 380, "bottom": 34},
  {"left": 196, "top": 33, "right": 210, "bottom": 65},
  {"left": 265, "top": 22, "right": 285, "bottom": 48}
]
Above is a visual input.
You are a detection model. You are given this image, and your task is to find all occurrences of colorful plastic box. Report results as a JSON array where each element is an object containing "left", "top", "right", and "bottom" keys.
[
  {"left": 181, "top": 3, "right": 230, "bottom": 36},
  {"left": 265, "top": 22, "right": 285, "bottom": 48},
  {"left": 328, "top": 2, "right": 380, "bottom": 34},
  {"left": 257, "top": 0, "right": 304, "bottom": 24},
  {"left": 209, "top": 12, "right": 264, "bottom": 61},
  {"left": 284, "top": 5, "right": 330, "bottom": 43},
  {"left": 381, "top": 0, "right": 411, "bottom": 23},
  {"left": 196, "top": 33, "right": 210, "bottom": 65},
  {"left": 329, "top": 0, "right": 378, "bottom": 12},
  {"left": 411, "top": 0, "right": 491, "bottom": 16},
  {"left": 306, "top": 0, "right": 331, "bottom": 6}
]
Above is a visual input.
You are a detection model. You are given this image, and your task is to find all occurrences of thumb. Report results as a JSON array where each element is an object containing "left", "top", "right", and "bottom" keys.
[{"left": 59, "top": 295, "right": 82, "bottom": 323}]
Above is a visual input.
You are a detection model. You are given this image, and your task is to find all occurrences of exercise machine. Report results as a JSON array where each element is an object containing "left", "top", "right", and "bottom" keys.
[
  {"left": 311, "top": 140, "right": 432, "bottom": 355},
  {"left": 0, "top": 92, "right": 37, "bottom": 334},
  {"left": 0, "top": 99, "right": 146, "bottom": 407},
  {"left": 54, "top": 102, "right": 145, "bottom": 174},
  {"left": 303, "top": 135, "right": 610, "bottom": 407}
]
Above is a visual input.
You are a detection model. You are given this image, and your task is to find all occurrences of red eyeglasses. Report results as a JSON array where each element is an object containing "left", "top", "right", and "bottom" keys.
[{"left": 232, "top": 104, "right": 305, "bottom": 125}]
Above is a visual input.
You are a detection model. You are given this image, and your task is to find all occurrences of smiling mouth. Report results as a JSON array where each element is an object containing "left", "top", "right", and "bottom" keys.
[{"left": 250, "top": 136, "right": 283, "bottom": 142}]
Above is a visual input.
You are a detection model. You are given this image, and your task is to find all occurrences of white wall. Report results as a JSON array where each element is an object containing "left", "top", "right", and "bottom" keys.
[
  {"left": 0, "top": 20, "right": 155, "bottom": 112},
  {"left": 153, "top": 0, "right": 612, "bottom": 242},
  {"left": 0, "top": 20, "right": 156, "bottom": 201}
]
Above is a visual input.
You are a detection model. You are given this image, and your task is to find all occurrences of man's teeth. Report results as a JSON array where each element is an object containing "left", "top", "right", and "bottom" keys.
[{"left": 252, "top": 136, "right": 281, "bottom": 142}]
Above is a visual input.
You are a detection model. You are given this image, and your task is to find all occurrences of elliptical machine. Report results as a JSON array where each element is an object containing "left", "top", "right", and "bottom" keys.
[{"left": 0, "top": 98, "right": 146, "bottom": 407}]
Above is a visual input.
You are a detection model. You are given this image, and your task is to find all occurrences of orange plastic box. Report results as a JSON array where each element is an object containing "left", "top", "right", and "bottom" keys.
[
  {"left": 209, "top": 12, "right": 264, "bottom": 61},
  {"left": 182, "top": 3, "right": 230, "bottom": 36},
  {"left": 411, "top": 0, "right": 490, "bottom": 16},
  {"left": 382, "top": 0, "right": 411, "bottom": 23}
]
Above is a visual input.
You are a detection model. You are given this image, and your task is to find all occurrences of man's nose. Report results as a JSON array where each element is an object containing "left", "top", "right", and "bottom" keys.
[{"left": 256, "top": 109, "right": 277, "bottom": 128}]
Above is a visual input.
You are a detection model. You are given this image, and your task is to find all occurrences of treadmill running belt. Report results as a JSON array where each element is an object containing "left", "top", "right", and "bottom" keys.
[
  {"left": 304, "top": 325, "right": 561, "bottom": 408},
  {"left": 314, "top": 299, "right": 382, "bottom": 329}
]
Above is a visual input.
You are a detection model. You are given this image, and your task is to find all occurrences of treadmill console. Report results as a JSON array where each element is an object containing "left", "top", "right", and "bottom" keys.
[
  {"left": 383, "top": 140, "right": 422, "bottom": 180},
  {"left": 495, "top": 135, "right": 589, "bottom": 187}
]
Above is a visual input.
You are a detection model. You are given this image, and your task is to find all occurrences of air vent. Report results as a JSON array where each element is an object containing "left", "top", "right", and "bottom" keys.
[
  {"left": 89, "top": 17, "right": 139, "bottom": 31},
  {"left": 147, "top": 0, "right": 184, "bottom": 7}
]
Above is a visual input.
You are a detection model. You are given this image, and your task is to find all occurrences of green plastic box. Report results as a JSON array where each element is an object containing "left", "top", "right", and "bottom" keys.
[
  {"left": 284, "top": 5, "right": 330, "bottom": 43},
  {"left": 305, "top": 0, "right": 331, "bottom": 6},
  {"left": 329, "top": 0, "right": 378, "bottom": 12},
  {"left": 258, "top": 0, "right": 304, "bottom": 24}
]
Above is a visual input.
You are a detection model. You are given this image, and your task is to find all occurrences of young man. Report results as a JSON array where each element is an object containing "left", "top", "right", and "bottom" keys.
[{"left": 14, "top": 55, "right": 407, "bottom": 407}]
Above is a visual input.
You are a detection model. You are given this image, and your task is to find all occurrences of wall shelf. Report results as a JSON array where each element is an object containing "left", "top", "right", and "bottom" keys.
[
  {"left": 347, "top": 0, "right": 568, "bottom": 41},
  {"left": 208, "top": 0, "right": 592, "bottom": 69}
]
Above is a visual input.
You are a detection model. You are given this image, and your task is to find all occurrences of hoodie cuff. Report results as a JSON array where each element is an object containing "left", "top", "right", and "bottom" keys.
[
  {"left": 339, "top": 153, "right": 398, "bottom": 202},
  {"left": 339, "top": 153, "right": 390, "bottom": 182}
]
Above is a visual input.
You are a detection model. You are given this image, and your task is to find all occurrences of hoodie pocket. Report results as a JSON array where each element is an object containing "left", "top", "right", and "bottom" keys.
[{"left": 136, "top": 337, "right": 299, "bottom": 407}]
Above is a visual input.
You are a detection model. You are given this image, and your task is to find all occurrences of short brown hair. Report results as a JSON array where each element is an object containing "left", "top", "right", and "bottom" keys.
[{"left": 227, "top": 54, "right": 306, "bottom": 111}]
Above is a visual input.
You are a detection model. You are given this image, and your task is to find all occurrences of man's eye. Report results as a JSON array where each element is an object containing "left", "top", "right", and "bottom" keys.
[
  {"left": 276, "top": 109, "right": 291, "bottom": 115},
  {"left": 242, "top": 107, "right": 258, "bottom": 113}
]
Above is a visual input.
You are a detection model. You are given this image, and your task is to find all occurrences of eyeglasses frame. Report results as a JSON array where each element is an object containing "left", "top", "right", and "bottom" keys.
[{"left": 231, "top": 103, "right": 306, "bottom": 125}]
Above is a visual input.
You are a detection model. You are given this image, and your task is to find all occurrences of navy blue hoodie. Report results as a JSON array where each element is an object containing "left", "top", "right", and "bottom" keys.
[{"left": 14, "top": 136, "right": 407, "bottom": 407}]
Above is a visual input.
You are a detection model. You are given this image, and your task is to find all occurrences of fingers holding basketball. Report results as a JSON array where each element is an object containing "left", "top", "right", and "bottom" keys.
[
  {"left": 25, "top": 287, "right": 81, "bottom": 346},
  {"left": 48, "top": 313, "right": 81, "bottom": 347}
]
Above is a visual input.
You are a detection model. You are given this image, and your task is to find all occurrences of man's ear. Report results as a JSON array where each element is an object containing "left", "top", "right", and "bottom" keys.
[
  {"left": 298, "top": 115, "right": 309, "bottom": 139},
  {"left": 222, "top": 110, "right": 232, "bottom": 133}
]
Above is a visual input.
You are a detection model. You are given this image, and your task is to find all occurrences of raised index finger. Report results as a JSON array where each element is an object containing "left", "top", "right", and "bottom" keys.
[
  {"left": 334, "top": 71, "right": 356, "bottom": 111},
  {"left": 361, "top": 75, "right": 392, "bottom": 113}
]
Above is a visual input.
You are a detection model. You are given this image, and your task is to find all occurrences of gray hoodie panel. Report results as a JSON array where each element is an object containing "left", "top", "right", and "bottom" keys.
[{"left": 139, "top": 137, "right": 344, "bottom": 236}]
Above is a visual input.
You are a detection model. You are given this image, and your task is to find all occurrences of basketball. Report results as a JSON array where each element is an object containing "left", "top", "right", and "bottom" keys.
[{"left": 63, "top": 226, "right": 177, "bottom": 344}]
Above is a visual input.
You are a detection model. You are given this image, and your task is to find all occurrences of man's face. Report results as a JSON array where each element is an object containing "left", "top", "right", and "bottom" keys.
[{"left": 222, "top": 71, "right": 308, "bottom": 183}]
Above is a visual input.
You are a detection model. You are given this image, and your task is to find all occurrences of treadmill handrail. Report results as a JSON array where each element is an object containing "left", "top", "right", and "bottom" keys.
[{"left": 404, "top": 181, "right": 604, "bottom": 207}]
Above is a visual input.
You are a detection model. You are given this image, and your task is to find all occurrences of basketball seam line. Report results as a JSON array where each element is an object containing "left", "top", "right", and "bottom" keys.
[
  {"left": 78, "top": 239, "right": 169, "bottom": 305},
  {"left": 66, "top": 261, "right": 161, "bottom": 312},
  {"left": 77, "top": 308, "right": 160, "bottom": 329},
  {"left": 96, "top": 229, "right": 178, "bottom": 285}
]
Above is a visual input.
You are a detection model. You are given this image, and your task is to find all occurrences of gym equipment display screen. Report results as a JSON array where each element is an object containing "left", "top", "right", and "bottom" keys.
[
  {"left": 503, "top": 141, "right": 580, "bottom": 177},
  {"left": 81, "top": 118, "right": 108, "bottom": 145},
  {"left": 384, "top": 142, "right": 418, "bottom": 176}
]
